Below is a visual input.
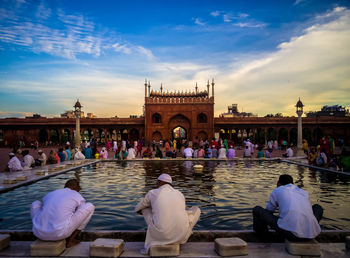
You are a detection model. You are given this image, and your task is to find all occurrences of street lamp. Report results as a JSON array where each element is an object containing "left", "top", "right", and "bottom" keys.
[
  {"left": 296, "top": 98, "right": 304, "bottom": 156},
  {"left": 74, "top": 100, "right": 82, "bottom": 148}
]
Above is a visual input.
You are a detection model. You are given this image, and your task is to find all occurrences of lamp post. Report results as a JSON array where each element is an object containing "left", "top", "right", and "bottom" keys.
[
  {"left": 74, "top": 100, "right": 82, "bottom": 148},
  {"left": 296, "top": 98, "right": 304, "bottom": 156}
]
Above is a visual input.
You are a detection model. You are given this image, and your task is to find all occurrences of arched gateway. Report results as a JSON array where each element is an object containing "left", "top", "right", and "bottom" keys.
[{"left": 144, "top": 80, "right": 215, "bottom": 143}]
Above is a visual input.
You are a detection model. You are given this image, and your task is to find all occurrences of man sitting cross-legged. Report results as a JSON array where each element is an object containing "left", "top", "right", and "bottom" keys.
[
  {"left": 135, "top": 173, "right": 201, "bottom": 254},
  {"left": 31, "top": 179, "right": 95, "bottom": 247},
  {"left": 252, "top": 174, "right": 323, "bottom": 242}
]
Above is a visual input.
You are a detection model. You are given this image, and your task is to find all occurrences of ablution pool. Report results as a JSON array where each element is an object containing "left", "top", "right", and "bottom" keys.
[{"left": 0, "top": 160, "right": 349, "bottom": 230}]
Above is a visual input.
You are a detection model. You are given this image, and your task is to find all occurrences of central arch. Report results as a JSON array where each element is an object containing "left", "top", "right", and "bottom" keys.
[
  {"left": 172, "top": 126, "right": 187, "bottom": 140},
  {"left": 168, "top": 114, "right": 191, "bottom": 140}
]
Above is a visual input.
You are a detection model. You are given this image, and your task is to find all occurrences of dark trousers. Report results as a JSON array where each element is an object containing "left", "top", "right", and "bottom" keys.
[{"left": 252, "top": 204, "right": 323, "bottom": 241}]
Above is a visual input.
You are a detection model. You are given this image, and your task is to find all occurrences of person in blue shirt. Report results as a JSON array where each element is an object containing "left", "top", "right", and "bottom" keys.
[
  {"left": 84, "top": 144, "right": 92, "bottom": 159},
  {"left": 58, "top": 148, "right": 65, "bottom": 162},
  {"left": 65, "top": 146, "right": 71, "bottom": 161}
]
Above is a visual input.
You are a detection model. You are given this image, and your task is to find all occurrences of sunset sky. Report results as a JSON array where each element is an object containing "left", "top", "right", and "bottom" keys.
[{"left": 0, "top": 0, "right": 350, "bottom": 118}]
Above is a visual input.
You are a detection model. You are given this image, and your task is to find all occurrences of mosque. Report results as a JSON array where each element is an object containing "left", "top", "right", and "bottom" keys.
[{"left": 0, "top": 80, "right": 349, "bottom": 147}]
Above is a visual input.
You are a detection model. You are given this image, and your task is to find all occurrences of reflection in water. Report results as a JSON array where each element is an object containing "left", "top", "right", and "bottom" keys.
[{"left": 0, "top": 161, "right": 349, "bottom": 231}]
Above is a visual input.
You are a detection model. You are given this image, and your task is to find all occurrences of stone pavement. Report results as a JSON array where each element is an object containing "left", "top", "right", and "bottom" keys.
[{"left": 0, "top": 241, "right": 348, "bottom": 257}]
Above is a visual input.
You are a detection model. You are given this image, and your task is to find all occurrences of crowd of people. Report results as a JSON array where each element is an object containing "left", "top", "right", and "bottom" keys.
[{"left": 6, "top": 135, "right": 349, "bottom": 172}]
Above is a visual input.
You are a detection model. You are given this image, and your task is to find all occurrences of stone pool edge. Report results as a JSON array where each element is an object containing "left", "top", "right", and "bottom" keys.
[{"left": 1, "top": 230, "right": 349, "bottom": 243}]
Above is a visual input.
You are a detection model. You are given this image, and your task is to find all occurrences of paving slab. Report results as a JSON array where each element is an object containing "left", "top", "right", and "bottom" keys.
[
  {"left": 90, "top": 238, "right": 124, "bottom": 257},
  {"left": 30, "top": 239, "right": 66, "bottom": 256},
  {"left": 0, "top": 242, "right": 348, "bottom": 257},
  {"left": 0, "top": 234, "right": 10, "bottom": 251},
  {"left": 149, "top": 244, "right": 180, "bottom": 257},
  {"left": 285, "top": 239, "right": 321, "bottom": 256}
]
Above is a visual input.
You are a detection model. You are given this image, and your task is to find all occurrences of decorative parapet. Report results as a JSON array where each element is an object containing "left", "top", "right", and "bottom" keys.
[{"left": 146, "top": 96, "right": 213, "bottom": 104}]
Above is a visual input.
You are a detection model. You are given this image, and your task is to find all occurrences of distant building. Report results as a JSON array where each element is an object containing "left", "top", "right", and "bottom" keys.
[
  {"left": 61, "top": 110, "right": 84, "bottom": 118},
  {"left": 86, "top": 113, "right": 97, "bottom": 118},
  {"left": 220, "top": 104, "right": 256, "bottom": 117},
  {"left": 25, "top": 114, "right": 45, "bottom": 119},
  {"left": 306, "top": 105, "right": 349, "bottom": 117}
]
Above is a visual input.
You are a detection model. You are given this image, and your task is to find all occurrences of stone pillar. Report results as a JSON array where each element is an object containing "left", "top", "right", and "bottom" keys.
[
  {"left": 75, "top": 117, "right": 80, "bottom": 148},
  {"left": 297, "top": 113, "right": 303, "bottom": 155}
]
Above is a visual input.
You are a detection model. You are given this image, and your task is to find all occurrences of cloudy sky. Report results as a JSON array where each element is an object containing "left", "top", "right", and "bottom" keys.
[{"left": 0, "top": 0, "right": 349, "bottom": 118}]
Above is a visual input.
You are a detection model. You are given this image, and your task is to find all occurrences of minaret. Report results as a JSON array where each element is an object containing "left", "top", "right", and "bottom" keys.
[
  {"left": 207, "top": 80, "right": 210, "bottom": 97},
  {"left": 148, "top": 81, "right": 151, "bottom": 96},
  {"left": 195, "top": 82, "right": 198, "bottom": 94},
  {"left": 144, "top": 78, "right": 147, "bottom": 98},
  {"left": 211, "top": 78, "right": 215, "bottom": 98},
  {"left": 160, "top": 83, "right": 163, "bottom": 94}
]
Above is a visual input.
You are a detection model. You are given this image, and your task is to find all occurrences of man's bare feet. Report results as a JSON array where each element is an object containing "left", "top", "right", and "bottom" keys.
[{"left": 66, "top": 238, "right": 80, "bottom": 248}]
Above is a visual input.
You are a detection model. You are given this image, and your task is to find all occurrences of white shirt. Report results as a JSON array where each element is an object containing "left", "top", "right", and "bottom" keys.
[
  {"left": 32, "top": 188, "right": 86, "bottom": 240},
  {"left": 183, "top": 148, "right": 194, "bottom": 158},
  {"left": 127, "top": 148, "right": 136, "bottom": 159},
  {"left": 286, "top": 148, "right": 293, "bottom": 157},
  {"left": 8, "top": 156, "right": 23, "bottom": 172},
  {"left": 24, "top": 154, "right": 35, "bottom": 169},
  {"left": 266, "top": 184, "right": 321, "bottom": 238},
  {"left": 217, "top": 148, "right": 227, "bottom": 159},
  {"left": 135, "top": 184, "right": 189, "bottom": 251},
  {"left": 39, "top": 153, "right": 47, "bottom": 166},
  {"left": 74, "top": 151, "right": 85, "bottom": 160}
]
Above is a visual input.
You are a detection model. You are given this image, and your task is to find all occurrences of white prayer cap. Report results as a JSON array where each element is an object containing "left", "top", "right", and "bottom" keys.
[
  {"left": 38, "top": 150, "right": 43, "bottom": 153},
  {"left": 9, "top": 152, "right": 15, "bottom": 156},
  {"left": 157, "top": 173, "right": 172, "bottom": 184}
]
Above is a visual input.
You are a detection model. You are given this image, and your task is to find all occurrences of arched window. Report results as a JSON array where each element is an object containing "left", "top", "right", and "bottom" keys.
[
  {"left": 197, "top": 113, "right": 207, "bottom": 123},
  {"left": 152, "top": 113, "right": 161, "bottom": 123}
]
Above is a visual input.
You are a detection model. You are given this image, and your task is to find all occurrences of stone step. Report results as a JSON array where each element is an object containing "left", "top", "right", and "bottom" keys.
[
  {"left": 149, "top": 244, "right": 180, "bottom": 257},
  {"left": 0, "top": 234, "right": 10, "bottom": 251},
  {"left": 30, "top": 239, "right": 66, "bottom": 256},
  {"left": 285, "top": 239, "right": 321, "bottom": 256},
  {"left": 214, "top": 237, "right": 248, "bottom": 256},
  {"left": 1, "top": 241, "right": 348, "bottom": 257},
  {"left": 90, "top": 238, "right": 124, "bottom": 257}
]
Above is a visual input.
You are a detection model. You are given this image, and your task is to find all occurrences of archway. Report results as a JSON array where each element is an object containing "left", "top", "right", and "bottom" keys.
[
  {"left": 152, "top": 131, "right": 163, "bottom": 142},
  {"left": 39, "top": 129, "right": 48, "bottom": 144},
  {"left": 173, "top": 126, "right": 187, "bottom": 140},
  {"left": 168, "top": 114, "right": 191, "bottom": 140},
  {"left": 303, "top": 128, "right": 312, "bottom": 146},
  {"left": 62, "top": 129, "right": 71, "bottom": 144},
  {"left": 130, "top": 128, "right": 140, "bottom": 142},
  {"left": 267, "top": 128, "right": 277, "bottom": 141},
  {"left": 290, "top": 128, "right": 298, "bottom": 146},
  {"left": 197, "top": 130, "right": 208, "bottom": 140},
  {"left": 278, "top": 128, "right": 288, "bottom": 143},
  {"left": 49, "top": 129, "right": 59, "bottom": 144}
]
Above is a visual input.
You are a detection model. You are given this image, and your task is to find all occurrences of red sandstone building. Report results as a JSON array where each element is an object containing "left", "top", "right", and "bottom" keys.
[{"left": 0, "top": 80, "right": 349, "bottom": 147}]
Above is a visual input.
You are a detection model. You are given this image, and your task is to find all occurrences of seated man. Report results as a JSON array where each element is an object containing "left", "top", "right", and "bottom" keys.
[
  {"left": 7, "top": 152, "right": 23, "bottom": 172},
  {"left": 252, "top": 174, "right": 323, "bottom": 242},
  {"left": 135, "top": 174, "right": 200, "bottom": 254},
  {"left": 31, "top": 179, "right": 94, "bottom": 247}
]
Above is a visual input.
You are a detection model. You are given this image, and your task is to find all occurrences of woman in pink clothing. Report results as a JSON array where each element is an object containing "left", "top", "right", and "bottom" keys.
[
  {"left": 198, "top": 146, "right": 205, "bottom": 158},
  {"left": 100, "top": 147, "right": 108, "bottom": 159}
]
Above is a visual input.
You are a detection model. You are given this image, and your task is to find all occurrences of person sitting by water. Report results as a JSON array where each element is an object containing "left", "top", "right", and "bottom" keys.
[
  {"left": 316, "top": 148, "right": 328, "bottom": 167},
  {"left": 227, "top": 145, "right": 235, "bottom": 159},
  {"left": 135, "top": 174, "right": 201, "bottom": 254},
  {"left": 84, "top": 144, "right": 92, "bottom": 159},
  {"left": 22, "top": 150, "right": 35, "bottom": 169},
  {"left": 155, "top": 145, "right": 163, "bottom": 158},
  {"left": 198, "top": 146, "right": 205, "bottom": 158},
  {"left": 252, "top": 174, "right": 323, "bottom": 242},
  {"left": 257, "top": 147, "right": 264, "bottom": 158},
  {"left": 7, "top": 152, "right": 23, "bottom": 172},
  {"left": 127, "top": 146, "right": 136, "bottom": 159},
  {"left": 31, "top": 179, "right": 95, "bottom": 247},
  {"left": 143, "top": 145, "right": 153, "bottom": 158},
  {"left": 265, "top": 149, "right": 272, "bottom": 158},
  {"left": 217, "top": 145, "right": 227, "bottom": 159},
  {"left": 65, "top": 145, "right": 71, "bottom": 161},
  {"left": 74, "top": 148, "right": 85, "bottom": 160},
  {"left": 211, "top": 145, "right": 218, "bottom": 158},
  {"left": 308, "top": 148, "right": 317, "bottom": 165},
  {"left": 58, "top": 148, "right": 66, "bottom": 162},
  {"left": 183, "top": 145, "right": 194, "bottom": 158},
  {"left": 100, "top": 147, "right": 108, "bottom": 159},
  {"left": 36, "top": 150, "right": 47, "bottom": 166},
  {"left": 243, "top": 145, "right": 251, "bottom": 158},
  {"left": 282, "top": 145, "right": 293, "bottom": 158}
]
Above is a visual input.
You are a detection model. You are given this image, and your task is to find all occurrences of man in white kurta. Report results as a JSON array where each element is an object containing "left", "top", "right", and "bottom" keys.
[
  {"left": 135, "top": 174, "right": 200, "bottom": 253},
  {"left": 31, "top": 179, "right": 94, "bottom": 247},
  {"left": 8, "top": 152, "right": 23, "bottom": 172}
]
